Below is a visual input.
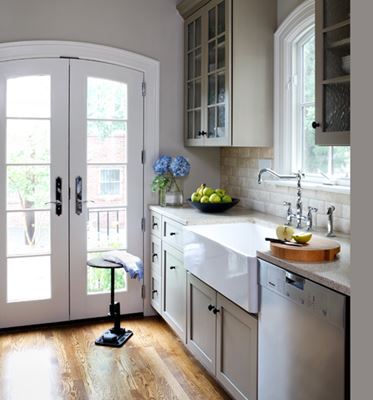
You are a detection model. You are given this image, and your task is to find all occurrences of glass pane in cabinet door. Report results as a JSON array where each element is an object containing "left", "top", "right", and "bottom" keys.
[
  {"left": 323, "top": 83, "right": 350, "bottom": 132},
  {"left": 324, "top": 26, "right": 350, "bottom": 80},
  {"left": 188, "top": 22, "right": 194, "bottom": 51},
  {"left": 324, "top": 0, "right": 350, "bottom": 27},
  {"left": 195, "top": 48, "right": 201, "bottom": 78},
  {"left": 217, "top": 105, "right": 225, "bottom": 137},
  {"left": 195, "top": 80, "right": 201, "bottom": 108},
  {"left": 187, "top": 111, "right": 194, "bottom": 139},
  {"left": 194, "top": 110, "right": 201, "bottom": 138},
  {"left": 217, "top": 1, "right": 226, "bottom": 34},
  {"left": 208, "top": 41, "right": 216, "bottom": 72},
  {"left": 217, "top": 72, "right": 225, "bottom": 103},
  {"left": 187, "top": 82, "right": 194, "bottom": 110},
  {"left": 208, "top": 8, "right": 216, "bottom": 39},
  {"left": 188, "top": 52, "right": 194, "bottom": 80},
  {"left": 208, "top": 74, "right": 216, "bottom": 105},
  {"left": 208, "top": 107, "right": 216, "bottom": 138},
  {"left": 195, "top": 17, "right": 201, "bottom": 47},
  {"left": 217, "top": 36, "right": 225, "bottom": 69}
]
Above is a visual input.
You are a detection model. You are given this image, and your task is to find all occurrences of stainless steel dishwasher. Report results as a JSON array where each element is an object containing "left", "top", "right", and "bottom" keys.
[{"left": 258, "top": 259, "right": 347, "bottom": 400}]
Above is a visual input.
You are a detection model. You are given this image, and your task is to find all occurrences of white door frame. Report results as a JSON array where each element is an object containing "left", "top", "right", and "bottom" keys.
[{"left": 0, "top": 41, "right": 160, "bottom": 317}]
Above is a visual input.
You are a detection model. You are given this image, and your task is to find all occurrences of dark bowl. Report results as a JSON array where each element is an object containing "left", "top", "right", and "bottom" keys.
[{"left": 187, "top": 198, "right": 240, "bottom": 213}]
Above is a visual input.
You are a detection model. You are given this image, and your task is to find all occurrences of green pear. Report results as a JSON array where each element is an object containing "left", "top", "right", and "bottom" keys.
[
  {"left": 200, "top": 195, "right": 210, "bottom": 203},
  {"left": 215, "top": 188, "right": 226, "bottom": 197},
  {"left": 209, "top": 193, "right": 221, "bottom": 203},
  {"left": 222, "top": 194, "right": 233, "bottom": 203},
  {"left": 203, "top": 187, "right": 214, "bottom": 197},
  {"left": 191, "top": 192, "right": 202, "bottom": 202}
]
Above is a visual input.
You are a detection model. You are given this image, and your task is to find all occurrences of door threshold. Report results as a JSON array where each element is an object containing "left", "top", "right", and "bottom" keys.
[{"left": 0, "top": 312, "right": 144, "bottom": 334}]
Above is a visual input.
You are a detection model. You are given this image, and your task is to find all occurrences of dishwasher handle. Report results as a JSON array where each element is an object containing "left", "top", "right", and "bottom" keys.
[{"left": 285, "top": 272, "right": 305, "bottom": 290}]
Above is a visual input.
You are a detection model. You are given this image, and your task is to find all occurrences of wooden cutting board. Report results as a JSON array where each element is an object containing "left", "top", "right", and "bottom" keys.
[{"left": 270, "top": 237, "right": 341, "bottom": 262}]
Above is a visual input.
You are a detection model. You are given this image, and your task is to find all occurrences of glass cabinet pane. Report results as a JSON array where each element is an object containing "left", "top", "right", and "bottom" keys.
[
  {"left": 208, "top": 108, "right": 216, "bottom": 138},
  {"left": 208, "top": 41, "right": 216, "bottom": 72},
  {"left": 323, "top": 83, "right": 350, "bottom": 132},
  {"left": 187, "top": 112, "right": 194, "bottom": 139},
  {"left": 217, "top": 105, "right": 225, "bottom": 137},
  {"left": 217, "top": 1, "right": 226, "bottom": 35},
  {"left": 195, "top": 110, "right": 201, "bottom": 137},
  {"left": 188, "top": 53, "right": 194, "bottom": 80},
  {"left": 217, "top": 36, "right": 225, "bottom": 69},
  {"left": 188, "top": 22, "right": 194, "bottom": 51},
  {"left": 217, "top": 72, "right": 225, "bottom": 103},
  {"left": 195, "top": 17, "right": 201, "bottom": 47},
  {"left": 187, "top": 82, "right": 194, "bottom": 109},
  {"left": 324, "top": 26, "right": 350, "bottom": 80},
  {"left": 195, "top": 48, "right": 201, "bottom": 78},
  {"left": 324, "top": 0, "right": 350, "bottom": 27},
  {"left": 195, "top": 80, "right": 201, "bottom": 108},
  {"left": 208, "top": 8, "right": 216, "bottom": 40},
  {"left": 208, "top": 75, "right": 216, "bottom": 105}
]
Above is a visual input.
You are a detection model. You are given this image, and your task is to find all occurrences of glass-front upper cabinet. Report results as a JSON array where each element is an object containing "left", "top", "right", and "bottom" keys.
[
  {"left": 315, "top": 0, "right": 350, "bottom": 145},
  {"left": 184, "top": 0, "right": 231, "bottom": 146}
]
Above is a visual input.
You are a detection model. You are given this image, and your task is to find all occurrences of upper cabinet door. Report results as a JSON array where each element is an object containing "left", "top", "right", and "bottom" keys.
[
  {"left": 181, "top": 0, "right": 276, "bottom": 147},
  {"left": 315, "top": 0, "right": 350, "bottom": 145}
]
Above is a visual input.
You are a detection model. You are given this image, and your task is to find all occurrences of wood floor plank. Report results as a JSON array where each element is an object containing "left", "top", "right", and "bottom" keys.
[{"left": 0, "top": 317, "right": 231, "bottom": 400}]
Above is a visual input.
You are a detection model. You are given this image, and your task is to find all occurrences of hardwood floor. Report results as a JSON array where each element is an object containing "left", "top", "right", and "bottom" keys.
[{"left": 0, "top": 316, "right": 231, "bottom": 400}]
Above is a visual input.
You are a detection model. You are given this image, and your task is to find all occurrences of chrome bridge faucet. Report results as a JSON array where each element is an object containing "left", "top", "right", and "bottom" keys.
[{"left": 258, "top": 168, "right": 314, "bottom": 229}]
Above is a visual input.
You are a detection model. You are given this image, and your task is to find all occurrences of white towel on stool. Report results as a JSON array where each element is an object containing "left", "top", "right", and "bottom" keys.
[{"left": 103, "top": 250, "right": 144, "bottom": 280}]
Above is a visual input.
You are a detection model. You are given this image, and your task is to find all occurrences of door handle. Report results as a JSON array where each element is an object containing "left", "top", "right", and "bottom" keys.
[
  {"left": 45, "top": 177, "right": 62, "bottom": 216},
  {"left": 75, "top": 176, "right": 83, "bottom": 215}
]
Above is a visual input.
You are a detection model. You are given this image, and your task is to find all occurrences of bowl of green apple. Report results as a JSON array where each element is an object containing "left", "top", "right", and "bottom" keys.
[{"left": 187, "top": 184, "right": 240, "bottom": 213}]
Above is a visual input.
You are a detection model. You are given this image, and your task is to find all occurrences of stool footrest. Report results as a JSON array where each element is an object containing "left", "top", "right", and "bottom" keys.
[{"left": 95, "top": 327, "right": 133, "bottom": 348}]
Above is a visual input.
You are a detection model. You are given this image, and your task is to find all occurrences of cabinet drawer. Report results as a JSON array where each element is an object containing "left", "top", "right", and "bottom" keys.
[
  {"left": 151, "top": 272, "right": 162, "bottom": 314},
  {"left": 162, "top": 243, "right": 186, "bottom": 342},
  {"left": 162, "top": 216, "right": 184, "bottom": 250},
  {"left": 150, "top": 234, "right": 162, "bottom": 276},
  {"left": 150, "top": 211, "right": 161, "bottom": 238}
]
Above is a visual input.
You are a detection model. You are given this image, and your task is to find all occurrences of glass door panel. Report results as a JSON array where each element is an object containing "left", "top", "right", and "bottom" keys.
[
  {"left": 69, "top": 60, "right": 143, "bottom": 320},
  {"left": 0, "top": 59, "right": 69, "bottom": 328}
]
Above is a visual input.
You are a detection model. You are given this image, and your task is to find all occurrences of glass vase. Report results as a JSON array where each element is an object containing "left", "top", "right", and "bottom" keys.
[
  {"left": 165, "top": 176, "right": 184, "bottom": 207},
  {"left": 159, "top": 188, "right": 167, "bottom": 207}
]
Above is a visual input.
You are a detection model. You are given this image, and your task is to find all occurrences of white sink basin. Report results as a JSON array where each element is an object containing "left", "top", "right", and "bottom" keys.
[{"left": 183, "top": 221, "right": 274, "bottom": 313}]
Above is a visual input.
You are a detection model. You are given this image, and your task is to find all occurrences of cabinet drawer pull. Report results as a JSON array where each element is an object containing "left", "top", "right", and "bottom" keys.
[
  {"left": 208, "top": 304, "right": 214, "bottom": 311},
  {"left": 213, "top": 308, "right": 220, "bottom": 314},
  {"left": 152, "top": 253, "right": 158, "bottom": 262},
  {"left": 169, "top": 266, "right": 176, "bottom": 270},
  {"left": 169, "top": 232, "right": 177, "bottom": 236}
]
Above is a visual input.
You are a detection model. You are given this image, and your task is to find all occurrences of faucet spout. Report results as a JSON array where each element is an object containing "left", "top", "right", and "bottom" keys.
[{"left": 257, "top": 168, "right": 301, "bottom": 184}]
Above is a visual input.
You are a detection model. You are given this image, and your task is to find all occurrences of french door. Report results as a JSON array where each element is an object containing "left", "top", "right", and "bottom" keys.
[{"left": 0, "top": 58, "right": 144, "bottom": 328}]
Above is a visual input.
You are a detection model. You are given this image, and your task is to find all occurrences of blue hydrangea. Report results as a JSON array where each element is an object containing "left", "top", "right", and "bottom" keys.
[
  {"left": 153, "top": 155, "right": 172, "bottom": 175},
  {"left": 170, "top": 156, "right": 191, "bottom": 177}
]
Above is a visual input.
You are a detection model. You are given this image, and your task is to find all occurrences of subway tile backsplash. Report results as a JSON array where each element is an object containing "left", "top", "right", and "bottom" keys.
[{"left": 220, "top": 148, "right": 350, "bottom": 234}]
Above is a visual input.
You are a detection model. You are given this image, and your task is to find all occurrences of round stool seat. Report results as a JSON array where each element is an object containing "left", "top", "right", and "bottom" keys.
[{"left": 87, "top": 258, "right": 122, "bottom": 269}]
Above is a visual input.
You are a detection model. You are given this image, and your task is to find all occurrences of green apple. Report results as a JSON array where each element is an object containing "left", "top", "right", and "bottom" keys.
[
  {"left": 276, "top": 225, "right": 295, "bottom": 241},
  {"left": 203, "top": 187, "right": 214, "bottom": 197},
  {"left": 222, "top": 194, "right": 233, "bottom": 203},
  {"left": 215, "top": 188, "right": 226, "bottom": 197},
  {"left": 209, "top": 193, "right": 221, "bottom": 203},
  {"left": 200, "top": 195, "right": 210, "bottom": 203},
  {"left": 191, "top": 192, "right": 202, "bottom": 202}
]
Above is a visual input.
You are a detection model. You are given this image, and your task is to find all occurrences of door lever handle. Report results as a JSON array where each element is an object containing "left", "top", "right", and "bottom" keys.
[{"left": 46, "top": 177, "right": 62, "bottom": 216}]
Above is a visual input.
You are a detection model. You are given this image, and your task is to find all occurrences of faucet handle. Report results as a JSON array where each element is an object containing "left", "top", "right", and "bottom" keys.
[
  {"left": 283, "top": 201, "right": 292, "bottom": 208},
  {"left": 306, "top": 207, "right": 318, "bottom": 231},
  {"left": 327, "top": 204, "right": 335, "bottom": 215},
  {"left": 308, "top": 206, "right": 318, "bottom": 214}
]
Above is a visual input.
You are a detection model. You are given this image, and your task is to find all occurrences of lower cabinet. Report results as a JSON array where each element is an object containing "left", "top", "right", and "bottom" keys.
[
  {"left": 187, "top": 273, "right": 258, "bottom": 400},
  {"left": 162, "top": 242, "right": 187, "bottom": 342}
]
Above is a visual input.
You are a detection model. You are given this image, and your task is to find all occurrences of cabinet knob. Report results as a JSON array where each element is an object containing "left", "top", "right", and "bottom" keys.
[
  {"left": 169, "top": 266, "right": 176, "bottom": 270},
  {"left": 208, "top": 304, "right": 214, "bottom": 311},
  {"left": 169, "top": 232, "right": 177, "bottom": 236},
  {"left": 152, "top": 222, "right": 158, "bottom": 228},
  {"left": 312, "top": 121, "right": 320, "bottom": 129},
  {"left": 152, "top": 253, "right": 158, "bottom": 262},
  {"left": 213, "top": 308, "right": 220, "bottom": 314}
]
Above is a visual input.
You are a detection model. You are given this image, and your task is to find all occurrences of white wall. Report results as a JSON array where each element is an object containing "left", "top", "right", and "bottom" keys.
[
  {"left": 277, "top": 0, "right": 304, "bottom": 25},
  {"left": 0, "top": 0, "right": 220, "bottom": 195}
]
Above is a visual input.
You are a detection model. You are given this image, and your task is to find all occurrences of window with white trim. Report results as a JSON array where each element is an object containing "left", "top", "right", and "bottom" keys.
[
  {"left": 274, "top": 0, "right": 350, "bottom": 186},
  {"left": 100, "top": 168, "right": 120, "bottom": 195}
]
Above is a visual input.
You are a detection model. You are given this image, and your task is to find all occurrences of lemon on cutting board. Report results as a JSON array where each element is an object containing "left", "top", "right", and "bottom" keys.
[{"left": 292, "top": 232, "right": 312, "bottom": 244}]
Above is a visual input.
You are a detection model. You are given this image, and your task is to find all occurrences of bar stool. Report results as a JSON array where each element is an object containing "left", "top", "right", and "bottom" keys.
[{"left": 87, "top": 257, "right": 133, "bottom": 347}]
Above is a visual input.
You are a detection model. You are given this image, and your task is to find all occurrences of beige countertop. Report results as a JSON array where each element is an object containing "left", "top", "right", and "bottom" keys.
[{"left": 149, "top": 205, "right": 351, "bottom": 296}]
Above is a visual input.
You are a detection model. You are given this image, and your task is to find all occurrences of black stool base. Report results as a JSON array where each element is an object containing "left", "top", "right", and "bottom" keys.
[{"left": 95, "top": 328, "right": 133, "bottom": 348}]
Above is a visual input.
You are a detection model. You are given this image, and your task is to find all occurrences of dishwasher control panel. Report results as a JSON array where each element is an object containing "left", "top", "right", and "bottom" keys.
[{"left": 259, "top": 259, "right": 346, "bottom": 330}]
